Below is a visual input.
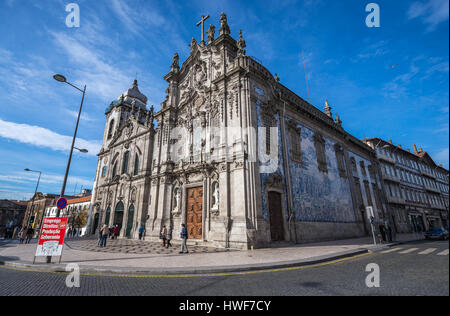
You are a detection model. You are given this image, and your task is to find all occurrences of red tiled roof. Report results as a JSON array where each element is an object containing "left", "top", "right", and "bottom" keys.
[{"left": 67, "top": 195, "right": 92, "bottom": 204}]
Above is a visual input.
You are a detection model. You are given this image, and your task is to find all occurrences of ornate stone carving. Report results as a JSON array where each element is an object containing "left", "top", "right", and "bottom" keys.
[
  {"left": 264, "top": 172, "right": 284, "bottom": 189},
  {"left": 219, "top": 13, "right": 231, "bottom": 36},
  {"left": 237, "top": 30, "right": 246, "bottom": 56},
  {"left": 207, "top": 24, "right": 215, "bottom": 44},
  {"left": 190, "top": 37, "right": 198, "bottom": 55},
  {"left": 171, "top": 53, "right": 180, "bottom": 72}
]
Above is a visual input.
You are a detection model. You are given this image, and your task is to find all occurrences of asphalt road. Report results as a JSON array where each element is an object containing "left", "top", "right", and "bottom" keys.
[{"left": 0, "top": 240, "right": 448, "bottom": 296}]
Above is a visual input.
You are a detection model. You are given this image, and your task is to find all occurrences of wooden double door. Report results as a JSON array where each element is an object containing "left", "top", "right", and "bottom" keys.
[{"left": 186, "top": 187, "right": 203, "bottom": 240}]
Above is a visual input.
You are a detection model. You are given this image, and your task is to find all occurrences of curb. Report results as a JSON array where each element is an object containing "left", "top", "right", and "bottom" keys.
[{"left": 0, "top": 248, "right": 370, "bottom": 276}]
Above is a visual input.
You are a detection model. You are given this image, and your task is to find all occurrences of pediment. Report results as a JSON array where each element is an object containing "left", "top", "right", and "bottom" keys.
[{"left": 107, "top": 118, "right": 150, "bottom": 148}]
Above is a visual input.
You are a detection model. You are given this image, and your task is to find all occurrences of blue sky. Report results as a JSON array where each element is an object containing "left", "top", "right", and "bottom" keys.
[{"left": 0, "top": 0, "right": 448, "bottom": 200}]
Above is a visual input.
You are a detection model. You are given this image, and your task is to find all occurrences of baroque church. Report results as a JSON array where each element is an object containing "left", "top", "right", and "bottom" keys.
[{"left": 87, "top": 13, "right": 388, "bottom": 249}]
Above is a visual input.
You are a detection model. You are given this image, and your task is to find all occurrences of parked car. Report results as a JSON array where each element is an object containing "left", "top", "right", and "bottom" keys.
[{"left": 424, "top": 228, "right": 449, "bottom": 240}]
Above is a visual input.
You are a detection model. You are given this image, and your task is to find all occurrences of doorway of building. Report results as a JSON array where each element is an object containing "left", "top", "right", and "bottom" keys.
[
  {"left": 114, "top": 202, "right": 124, "bottom": 234},
  {"left": 186, "top": 186, "right": 203, "bottom": 240},
  {"left": 93, "top": 213, "right": 99, "bottom": 234},
  {"left": 126, "top": 204, "right": 134, "bottom": 238},
  {"left": 268, "top": 191, "right": 284, "bottom": 241}
]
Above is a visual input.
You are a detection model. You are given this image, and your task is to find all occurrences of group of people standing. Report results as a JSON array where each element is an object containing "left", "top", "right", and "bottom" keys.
[
  {"left": 97, "top": 223, "right": 190, "bottom": 254},
  {"left": 17, "top": 227, "right": 34, "bottom": 244},
  {"left": 98, "top": 224, "right": 120, "bottom": 248},
  {"left": 160, "top": 224, "right": 189, "bottom": 254}
]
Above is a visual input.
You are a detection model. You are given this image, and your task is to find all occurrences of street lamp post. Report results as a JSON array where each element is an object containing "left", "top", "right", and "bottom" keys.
[
  {"left": 53, "top": 74, "right": 87, "bottom": 217},
  {"left": 24, "top": 169, "right": 41, "bottom": 230},
  {"left": 48, "top": 74, "right": 87, "bottom": 264}
]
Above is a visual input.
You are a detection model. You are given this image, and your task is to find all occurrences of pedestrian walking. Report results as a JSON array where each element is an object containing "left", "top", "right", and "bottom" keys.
[
  {"left": 25, "top": 227, "right": 34, "bottom": 244},
  {"left": 99, "top": 225, "right": 108, "bottom": 248},
  {"left": 379, "top": 224, "right": 386, "bottom": 242},
  {"left": 179, "top": 224, "right": 189, "bottom": 254},
  {"left": 12, "top": 226, "right": 19, "bottom": 240},
  {"left": 166, "top": 226, "right": 173, "bottom": 248},
  {"left": 113, "top": 225, "right": 119, "bottom": 239},
  {"left": 138, "top": 226, "right": 145, "bottom": 240},
  {"left": 19, "top": 227, "right": 26, "bottom": 244},
  {"left": 160, "top": 225, "right": 167, "bottom": 247}
]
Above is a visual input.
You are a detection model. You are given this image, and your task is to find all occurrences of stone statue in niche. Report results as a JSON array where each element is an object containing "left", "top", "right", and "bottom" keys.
[
  {"left": 211, "top": 182, "right": 219, "bottom": 214},
  {"left": 172, "top": 188, "right": 181, "bottom": 216}
]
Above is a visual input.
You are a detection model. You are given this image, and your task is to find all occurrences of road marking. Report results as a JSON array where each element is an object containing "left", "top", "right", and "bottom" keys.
[
  {"left": 0, "top": 252, "right": 372, "bottom": 279},
  {"left": 398, "top": 248, "right": 419, "bottom": 254},
  {"left": 437, "top": 249, "right": 449, "bottom": 256},
  {"left": 418, "top": 248, "right": 437, "bottom": 255},
  {"left": 381, "top": 248, "right": 402, "bottom": 254}
]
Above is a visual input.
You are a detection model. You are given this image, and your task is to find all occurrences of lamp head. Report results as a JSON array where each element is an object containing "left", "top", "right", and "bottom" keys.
[{"left": 53, "top": 74, "right": 67, "bottom": 83}]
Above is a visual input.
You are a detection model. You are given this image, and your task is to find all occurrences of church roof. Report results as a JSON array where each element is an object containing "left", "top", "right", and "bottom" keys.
[
  {"left": 106, "top": 80, "right": 148, "bottom": 114},
  {"left": 123, "top": 80, "right": 148, "bottom": 105}
]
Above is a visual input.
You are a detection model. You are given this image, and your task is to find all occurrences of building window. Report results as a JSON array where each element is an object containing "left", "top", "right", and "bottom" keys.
[
  {"left": 122, "top": 151, "right": 130, "bottom": 174},
  {"left": 313, "top": 133, "right": 327, "bottom": 173},
  {"left": 102, "top": 166, "right": 107, "bottom": 177},
  {"left": 334, "top": 144, "right": 347, "bottom": 178},
  {"left": 112, "top": 162, "right": 118, "bottom": 178},
  {"left": 360, "top": 161, "right": 367, "bottom": 177},
  {"left": 351, "top": 157, "right": 357, "bottom": 173},
  {"left": 134, "top": 155, "right": 139, "bottom": 176},
  {"left": 288, "top": 125, "right": 302, "bottom": 163},
  {"left": 108, "top": 120, "right": 115, "bottom": 140},
  {"left": 262, "top": 114, "right": 276, "bottom": 156}
]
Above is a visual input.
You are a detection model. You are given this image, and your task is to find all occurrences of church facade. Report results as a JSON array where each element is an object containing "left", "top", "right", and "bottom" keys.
[{"left": 87, "top": 13, "right": 389, "bottom": 249}]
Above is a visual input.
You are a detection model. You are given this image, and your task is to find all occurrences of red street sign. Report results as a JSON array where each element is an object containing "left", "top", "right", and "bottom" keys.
[
  {"left": 35, "top": 217, "right": 68, "bottom": 257},
  {"left": 57, "top": 197, "right": 68, "bottom": 210}
]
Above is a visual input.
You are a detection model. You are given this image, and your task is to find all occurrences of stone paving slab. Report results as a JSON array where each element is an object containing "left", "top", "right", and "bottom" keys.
[
  {"left": 64, "top": 236, "right": 232, "bottom": 255},
  {"left": 0, "top": 234, "right": 424, "bottom": 275}
]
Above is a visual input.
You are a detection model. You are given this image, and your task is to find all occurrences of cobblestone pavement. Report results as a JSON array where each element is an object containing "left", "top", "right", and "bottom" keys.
[{"left": 64, "top": 237, "right": 233, "bottom": 255}]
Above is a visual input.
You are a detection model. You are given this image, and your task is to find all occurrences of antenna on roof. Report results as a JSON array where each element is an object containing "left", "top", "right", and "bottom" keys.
[{"left": 302, "top": 50, "right": 311, "bottom": 104}]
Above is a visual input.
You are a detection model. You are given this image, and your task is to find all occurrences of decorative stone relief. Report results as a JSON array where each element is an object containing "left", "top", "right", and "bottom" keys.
[{"left": 211, "top": 181, "right": 219, "bottom": 216}]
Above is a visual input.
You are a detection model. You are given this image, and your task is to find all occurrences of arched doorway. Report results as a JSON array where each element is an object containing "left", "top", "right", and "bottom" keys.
[
  {"left": 114, "top": 202, "right": 124, "bottom": 234},
  {"left": 93, "top": 213, "right": 99, "bottom": 234},
  {"left": 105, "top": 207, "right": 111, "bottom": 226},
  {"left": 268, "top": 191, "right": 284, "bottom": 241},
  {"left": 126, "top": 204, "right": 135, "bottom": 238}
]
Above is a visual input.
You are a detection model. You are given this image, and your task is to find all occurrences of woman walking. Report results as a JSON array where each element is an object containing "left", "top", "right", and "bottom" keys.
[
  {"left": 166, "top": 226, "right": 173, "bottom": 248},
  {"left": 160, "top": 225, "right": 167, "bottom": 247}
]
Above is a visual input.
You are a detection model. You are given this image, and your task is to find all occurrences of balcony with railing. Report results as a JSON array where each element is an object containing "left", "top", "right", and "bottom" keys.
[
  {"left": 424, "top": 184, "right": 440, "bottom": 194},
  {"left": 387, "top": 195, "right": 405, "bottom": 205},
  {"left": 377, "top": 153, "right": 396, "bottom": 164},
  {"left": 382, "top": 173, "right": 401, "bottom": 183},
  {"left": 421, "top": 170, "right": 436, "bottom": 179}
]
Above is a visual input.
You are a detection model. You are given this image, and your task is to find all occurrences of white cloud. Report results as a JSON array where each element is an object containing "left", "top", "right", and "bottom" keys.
[
  {"left": 433, "top": 147, "right": 449, "bottom": 168},
  {"left": 0, "top": 118, "right": 101, "bottom": 156},
  {"left": 407, "top": 0, "right": 449, "bottom": 31}
]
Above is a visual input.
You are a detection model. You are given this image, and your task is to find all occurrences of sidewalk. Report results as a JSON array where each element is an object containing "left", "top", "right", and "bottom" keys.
[{"left": 0, "top": 233, "right": 424, "bottom": 275}]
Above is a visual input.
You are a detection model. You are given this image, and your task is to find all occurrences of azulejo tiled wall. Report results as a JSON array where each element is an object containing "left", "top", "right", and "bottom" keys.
[
  {"left": 286, "top": 121, "right": 356, "bottom": 223},
  {"left": 257, "top": 102, "right": 288, "bottom": 221}
]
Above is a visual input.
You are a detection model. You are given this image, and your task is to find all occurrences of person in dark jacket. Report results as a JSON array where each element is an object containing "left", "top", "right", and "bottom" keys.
[
  {"left": 179, "top": 224, "right": 188, "bottom": 254},
  {"left": 25, "top": 227, "right": 34, "bottom": 244},
  {"left": 138, "top": 226, "right": 145, "bottom": 240},
  {"left": 166, "top": 226, "right": 173, "bottom": 248}
]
